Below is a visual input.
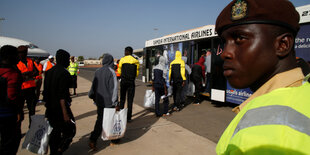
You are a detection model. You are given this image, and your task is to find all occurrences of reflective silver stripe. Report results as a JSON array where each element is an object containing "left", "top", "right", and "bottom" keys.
[{"left": 233, "top": 105, "right": 310, "bottom": 138}]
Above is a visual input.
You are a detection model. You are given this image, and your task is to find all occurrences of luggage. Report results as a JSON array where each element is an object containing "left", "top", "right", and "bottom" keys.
[
  {"left": 101, "top": 108, "right": 128, "bottom": 141},
  {"left": 22, "top": 115, "right": 53, "bottom": 155},
  {"left": 144, "top": 90, "right": 155, "bottom": 108}
]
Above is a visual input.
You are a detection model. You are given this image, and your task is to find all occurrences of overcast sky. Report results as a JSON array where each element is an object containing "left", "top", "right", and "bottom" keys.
[{"left": 0, "top": 0, "right": 309, "bottom": 59}]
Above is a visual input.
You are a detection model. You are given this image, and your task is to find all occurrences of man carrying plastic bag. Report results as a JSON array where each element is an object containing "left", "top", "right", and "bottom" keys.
[
  {"left": 43, "top": 49, "right": 76, "bottom": 154},
  {"left": 88, "top": 53, "right": 122, "bottom": 150},
  {"left": 22, "top": 115, "right": 53, "bottom": 154}
]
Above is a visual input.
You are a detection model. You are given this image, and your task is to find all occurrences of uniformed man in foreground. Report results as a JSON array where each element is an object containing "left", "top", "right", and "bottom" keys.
[{"left": 215, "top": 0, "right": 310, "bottom": 154}]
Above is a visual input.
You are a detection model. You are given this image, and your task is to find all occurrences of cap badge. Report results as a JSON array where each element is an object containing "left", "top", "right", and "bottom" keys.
[{"left": 231, "top": 0, "right": 247, "bottom": 21}]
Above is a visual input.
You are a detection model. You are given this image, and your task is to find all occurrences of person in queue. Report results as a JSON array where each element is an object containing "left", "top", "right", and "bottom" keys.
[
  {"left": 88, "top": 53, "right": 120, "bottom": 150},
  {"left": 43, "top": 49, "right": 76, "bottom": 154},
  {"left": 0, "top": 45, "right": 23, "bottom": 155},
  {"left": 215, "top": 0, "right": 310, "bottom": 154},
  {"left": 169, "top": 51, "right": 186, "bottom": 111},
  {"left": 118, "top": 46, "right": 139, "bottom": 122},
  {"left": 152, "top": 56, "right": 170, "bottom": 117}
]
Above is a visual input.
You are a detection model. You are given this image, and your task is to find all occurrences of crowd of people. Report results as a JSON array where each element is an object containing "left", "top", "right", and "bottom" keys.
[
  {"left": 0, "top": 44, "right": 141, "bottom": 154},
  {"left": 0, "top": 45, "right": 80, "bottom": 154},
  {"left": 150, "top": 48, "right": 212, "bottom": 117}
]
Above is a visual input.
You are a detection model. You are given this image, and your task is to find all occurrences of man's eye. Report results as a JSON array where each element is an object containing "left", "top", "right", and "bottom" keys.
[{"left": 235, "top": 36, "right": 246, "bottom": 43}]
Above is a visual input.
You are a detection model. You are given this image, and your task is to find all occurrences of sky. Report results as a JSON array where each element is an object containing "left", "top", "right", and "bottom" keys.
[{"left": 0, "top": 0, "right": 309, "bottom": 59}]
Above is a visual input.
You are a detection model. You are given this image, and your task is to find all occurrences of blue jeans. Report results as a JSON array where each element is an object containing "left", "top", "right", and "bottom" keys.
[{"left": 205, "top": 73, "right": 212, "bottom": 93}]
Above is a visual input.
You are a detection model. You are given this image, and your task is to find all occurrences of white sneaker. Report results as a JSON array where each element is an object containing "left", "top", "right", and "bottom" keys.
[{"left": 163, "top": 113, "right": 170, "bottom": 116}]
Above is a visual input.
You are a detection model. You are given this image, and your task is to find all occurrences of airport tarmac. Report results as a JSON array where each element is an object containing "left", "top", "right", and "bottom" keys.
[{"left": 17, "top": 68, "right": 236, "bottom": 155}]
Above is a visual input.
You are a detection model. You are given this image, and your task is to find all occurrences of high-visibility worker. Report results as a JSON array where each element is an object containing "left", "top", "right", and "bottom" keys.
[
  {"left": 43, "top": 55, "right": 55, "bottom": 73},
  {"left": 34, "top": 59, "right": 43, "bottom": 100},
  {"left": 115, "top": 60, "right": 121, "bottom": 79},
  {"left": 217, "top": 80, "right": 310, "bottom": 154},
  {"left": 67, "top": 56, "right": 79, "bottom": 95},
  {"left": 215, "top": 0, "right": 309, "bottom": 154},
  {"left": 16, "top": 45, "right": 38, "bottom": 126}
]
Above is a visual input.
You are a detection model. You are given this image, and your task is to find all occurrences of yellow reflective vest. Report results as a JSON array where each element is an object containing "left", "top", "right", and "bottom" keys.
[
  {"left": 216, "top": 82, "right": 310, "bottom": 155},
  {"left": 169, "top": 51, "right": 186, "bottom": 81},
  {"left": 68, "top": 62, "right": 79, "bottom": 76}
]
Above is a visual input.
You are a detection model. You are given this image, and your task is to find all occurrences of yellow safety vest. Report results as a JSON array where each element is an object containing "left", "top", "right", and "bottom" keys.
[
  {"left": 216, "top": 81, "right": 310, "bottom": 155},
  {"left": 68, "top": 62, "right": 79, "bottom": 76}
]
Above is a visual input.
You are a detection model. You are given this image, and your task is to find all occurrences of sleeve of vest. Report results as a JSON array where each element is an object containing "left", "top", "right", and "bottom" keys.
[
  {"left": 216, "top": 109, "right": 247, "bottom": 154},
  {"left": 169, "top": 63, "right": 172, "bottom": 81},
  {"left": 136, "top": 60, "right": 139, "bottom": 77},
  {"left": 43, "top": 62, "right": 47, "bottom": 71},
  {"left": 181, "top": 62, "right": 186, "bottom": 81},
  {"left": 118, "top": 58, "right": 123, "bottom": 75}
]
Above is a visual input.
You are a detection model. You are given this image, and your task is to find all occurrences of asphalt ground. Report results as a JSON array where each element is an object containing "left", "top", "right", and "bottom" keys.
[{"left": 79, "top": 67, "right": 237, "bottom": 143}]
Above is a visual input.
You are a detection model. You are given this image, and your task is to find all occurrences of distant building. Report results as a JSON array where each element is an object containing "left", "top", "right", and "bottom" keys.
[{"left": 84, "top": 59, "right": 101, "bottom": 65}]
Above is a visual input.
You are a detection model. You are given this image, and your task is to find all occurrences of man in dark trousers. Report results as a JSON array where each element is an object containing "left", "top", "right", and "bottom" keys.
[
  {"left": 118, "top": 46, "right": 139, "bottom": 122},
  {"left": 16, "top": 45, "right": 38, "bottom": 127},
  {"left": 152, "top": 56, "right": 169, "bottom": 117},
  {"left": 88, "top": 53, "right": 120, "bottom": 150},
  {"left": 169, "top": 51, "right": 186, "bottom": 111},
  {"left": 191, "top": 55, "right": 205, "bottom": 105},
  {"left": 0, "top": 45, "right": 23, "bottom": 155},
  {"left": 43, "top": 49, "right": 76, "bottom": 155}
]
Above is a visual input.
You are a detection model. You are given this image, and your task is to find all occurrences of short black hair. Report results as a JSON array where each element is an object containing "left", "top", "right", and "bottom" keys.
[
  {"left": 17, "top": 45, "right": 28, "bottom": 53},
  {"left": 56, "top": 49, "right": 70, "bottom": 66},
  {"left": 201, "top": 50, "right": 206, "bottom": 55},
  {"left": 125, "top": 46, "right": 133, "bottom": 55},
  {"left": 0, "top": 45, "right": 18, "bottom": 62}
]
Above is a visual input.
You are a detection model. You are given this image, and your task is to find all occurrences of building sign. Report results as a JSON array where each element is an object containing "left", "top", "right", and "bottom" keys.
[
  {"left": 295, "top": 24, "right": 310, "bottom": 61},
  {"left": 226, "top": 82, "right": 252, "bottom": 105},
  {"left": 145, "top": 25, "right": 217, "bottom": 47},
  {"left": 295, "top": 5, "right": 310, "bottom": 61}
]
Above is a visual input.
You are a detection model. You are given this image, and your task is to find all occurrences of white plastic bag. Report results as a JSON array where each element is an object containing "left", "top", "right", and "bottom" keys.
[
  {"left": 144, "top": 90, "right": 155, "bottom": 108},
  {"left": 187, "top": 82, "right": 195, "bottom": 97},
  {"left": 101, "top": 108, "right": 127, "bottom": 141},
  {"left": 22, "top": 115, "right": 53, "bottom": 155}
]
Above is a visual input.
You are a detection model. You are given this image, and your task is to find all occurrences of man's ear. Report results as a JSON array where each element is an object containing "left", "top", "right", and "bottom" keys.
[{"left": 274, "top": 33, "right": 294, "bottom": 57}]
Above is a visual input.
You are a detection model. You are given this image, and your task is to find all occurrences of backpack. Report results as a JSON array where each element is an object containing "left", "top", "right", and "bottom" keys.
[{"left": 0, "top": 72, "right": 9, "bottom": 106}]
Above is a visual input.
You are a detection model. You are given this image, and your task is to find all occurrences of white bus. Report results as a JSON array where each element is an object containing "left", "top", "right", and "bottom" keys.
[{"left": 143, "top": 4, "right": 310, "bottom": 105}]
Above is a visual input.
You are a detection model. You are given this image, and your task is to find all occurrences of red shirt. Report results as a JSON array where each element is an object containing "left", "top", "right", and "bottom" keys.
[{"left": 0, "top": 67, "right": 23, "bottom": 114}]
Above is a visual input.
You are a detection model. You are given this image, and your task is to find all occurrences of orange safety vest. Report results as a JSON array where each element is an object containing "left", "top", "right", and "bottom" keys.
[
  {"left": 45, "top": 61, "right": 55, "bottom": 71},
  {"left": 116, "top": 64, "right": 121, "bottom": 77},
  {"left": 17, "top": 58, "right": 36, "bottom": 89},
  {"left": 34, "top": 62, "right": 43, "bottom": 79}
]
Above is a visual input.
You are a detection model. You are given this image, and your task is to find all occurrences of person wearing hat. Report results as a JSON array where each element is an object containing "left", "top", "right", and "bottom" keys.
[
  {"left": 43, "top": 55, "right": 55, "bottom": 73},
  {"left": 215, "top": 0, "right": 310, "bottom": 154}
]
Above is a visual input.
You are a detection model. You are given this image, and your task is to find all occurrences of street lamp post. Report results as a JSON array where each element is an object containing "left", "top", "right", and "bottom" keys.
[
  {"left": 0, "top": 18, "right": 5, "bottom": 35},
  {"left": 153, "top": 28, "right": 159, "bottom": 38}
]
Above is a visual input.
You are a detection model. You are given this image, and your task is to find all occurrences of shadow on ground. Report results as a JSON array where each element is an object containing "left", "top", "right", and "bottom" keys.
[{"left": 66, "top": 108, "right": 159, "bottom": 154}]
